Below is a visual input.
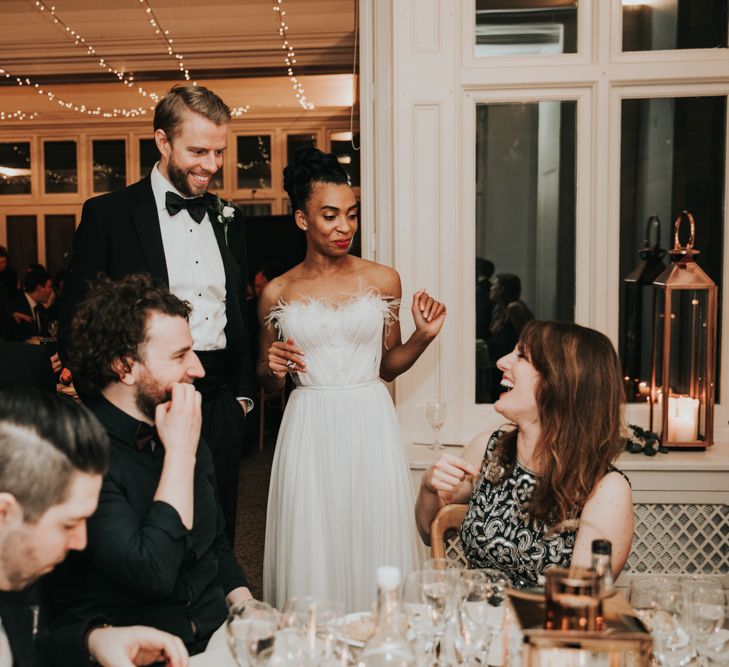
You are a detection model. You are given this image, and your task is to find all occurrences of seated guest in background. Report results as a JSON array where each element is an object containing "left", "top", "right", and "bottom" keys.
[
  {"left": 0, "top": 387, "right": 188, "bottom": 667},
  {"left": 50, "top": 273, "right": 251, "bottom": 655},
  {"left": 0, "top": 341, "right": 57, "bottom": 392},
  {"left": 9, "top": 266, "right": 55, "bottom": 341},
  {"left": 487, "top": 272, "right": 533, "bottom": 400},
  {"left": 416, "top": 320, "right": 633, "bottom": 588},
  {"left": 0, "top": 246, "right": 18, "bottom": 297}
]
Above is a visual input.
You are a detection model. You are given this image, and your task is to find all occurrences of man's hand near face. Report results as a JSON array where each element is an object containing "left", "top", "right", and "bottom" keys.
[{"left": 153, "top": 383, "right": 202, "bottom": 530}]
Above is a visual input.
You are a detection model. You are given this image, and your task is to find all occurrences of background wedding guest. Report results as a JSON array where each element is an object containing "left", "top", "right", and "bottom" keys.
[
  {"left": 50, "top": 274, "right": 251, "bottom": 655},
  {"left": 416, "top": 321, "right": 633, "bottom": 588},
  {"left": 487, "top": 272, "right": 533, "bottom": 400},
  {"left": 0, "top": 247, "right": 18, "bottom": 298},
  {"left": 0, "top": 387, "right": 188, "bottom": 667},
  {"left": 9, "top": 266, "right": 54, "bottom": 342},
  {"left": 60, "top": 84, "right": 255, "bottom": 544},
  {"left": 259, "top": 147, "right": 446, "bottom": 612},
  {"left": 0, "top": 341, "right": 56, "bottom": 393}
]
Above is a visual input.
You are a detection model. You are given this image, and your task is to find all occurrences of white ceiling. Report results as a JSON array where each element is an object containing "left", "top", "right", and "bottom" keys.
[{"left": 0, "top": 0, "right": 356, "bottom": 121}]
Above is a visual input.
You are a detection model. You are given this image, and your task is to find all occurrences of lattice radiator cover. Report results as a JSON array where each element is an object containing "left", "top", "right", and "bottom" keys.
[
  {"left": 626, "top": 503, "right": 729, "bottom": 575},
  {"left": 439, "top": 503, "right": 729, "bottom": 577}
]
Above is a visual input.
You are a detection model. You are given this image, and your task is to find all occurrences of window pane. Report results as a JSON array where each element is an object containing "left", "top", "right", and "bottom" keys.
[
  {"left": 0, "top": 142, "right": 31, "bottom": 195},
  {"left": 475, "top": 101, "right": 576, "bottom": 403},
  {"left": 623, "top": 0, "right": 727, "bottom": 52},
  {"left": 236, "top": 202, "right": 273, "bottom": 218},
  {"left": 44, "top": 141, "right": 77, "bottom": 193},
  {"left": 475, "top": 0, "right": 578, "bottom": 57},
  {"left": 7, "top": 215, "right": 37, "bottom": 277},
  {"left": 287, "top": 133, "right": 317, "bottom": 166},
  {"left": 237, "top": 136, "right": 271, "bottom": 190},
  {"left": 93, "top": 139, "right": 126, "bottom": 193},
  {"left": 44, "top": 214, "right": 75, "bottom": 277},
  {"left": 619, "top": 96, "right": 725, "bottom": 402},
  {"left": 139, "top": 138, "right": 159, "bottom": 178},
  {"left": 331, "top": 132, "right": 360, "bottom": 187},
  {"left": 208, "top": 167, "right": 223, "bottom": 192}
]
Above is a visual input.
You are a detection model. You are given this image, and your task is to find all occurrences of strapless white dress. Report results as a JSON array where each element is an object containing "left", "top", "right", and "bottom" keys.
[{"left": 262, "top": 293, "right": 421, "bottom": 613}]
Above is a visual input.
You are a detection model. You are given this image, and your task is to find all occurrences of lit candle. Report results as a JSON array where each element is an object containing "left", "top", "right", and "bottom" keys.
[{"left": 667, "top": 395, "right": 699, "bottom": 442}]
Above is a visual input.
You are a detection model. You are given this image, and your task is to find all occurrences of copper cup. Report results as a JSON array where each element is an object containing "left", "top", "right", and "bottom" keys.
[{"left": 544, "top": 566, "right": 602, "bottom": 632}]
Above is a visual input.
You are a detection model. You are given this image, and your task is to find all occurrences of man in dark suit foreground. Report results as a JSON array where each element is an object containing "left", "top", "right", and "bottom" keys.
[
  {"left": 0, "top": 388, "right": 188, "bottom": 667},
  {"left": 61, "top": 85, "right": 255, "bottom": 543},
  {"left": 51, "top": 275, "right": 251, "bottom": 655}
]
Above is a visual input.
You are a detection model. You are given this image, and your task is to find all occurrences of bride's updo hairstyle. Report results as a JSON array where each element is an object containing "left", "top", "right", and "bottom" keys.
[{"left": 283, "top": 146, "right": 350, "bottom": 213}]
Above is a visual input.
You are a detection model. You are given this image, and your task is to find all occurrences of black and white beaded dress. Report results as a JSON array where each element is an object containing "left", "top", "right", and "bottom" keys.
[{"left": 460, "top": 431, "right": 577, "bottom": 589}]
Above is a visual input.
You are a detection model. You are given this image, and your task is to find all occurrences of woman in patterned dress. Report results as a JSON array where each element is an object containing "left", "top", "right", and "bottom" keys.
[{"left": 415, "top": 320, "right": 633, "bottom": 588}]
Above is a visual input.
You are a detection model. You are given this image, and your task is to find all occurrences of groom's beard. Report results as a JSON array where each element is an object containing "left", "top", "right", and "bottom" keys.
[{"left": 167, "top": 154, "right": 213, "bottom": 197}]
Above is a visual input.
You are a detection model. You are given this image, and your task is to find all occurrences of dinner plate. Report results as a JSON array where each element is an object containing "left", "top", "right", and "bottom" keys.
[{"left": 337, "top": 611, "right": 374, "bottom": 648}]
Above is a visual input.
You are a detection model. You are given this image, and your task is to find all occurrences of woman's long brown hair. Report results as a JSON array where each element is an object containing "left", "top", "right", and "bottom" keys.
[{"left": 491, "top": 321, "right": 625, "bottom": 526}]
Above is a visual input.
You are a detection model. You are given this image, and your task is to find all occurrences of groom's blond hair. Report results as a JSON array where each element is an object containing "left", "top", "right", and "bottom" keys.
[{"left": 153, "top": 84, "right": 231, "bottom": 141}]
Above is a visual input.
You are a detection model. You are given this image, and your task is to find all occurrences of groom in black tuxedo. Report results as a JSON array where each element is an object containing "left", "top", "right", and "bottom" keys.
[{"left": 60, "top": 85, "right": 255, "bottom": 544}]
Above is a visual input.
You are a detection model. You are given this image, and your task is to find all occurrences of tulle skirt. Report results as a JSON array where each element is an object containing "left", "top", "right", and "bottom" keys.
[{"left": 263, "top": 380, "right": 421, "bottom": 613}]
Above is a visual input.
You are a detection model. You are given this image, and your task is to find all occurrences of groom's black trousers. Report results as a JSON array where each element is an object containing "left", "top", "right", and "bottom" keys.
[{"left": 195, "top": 349, "right": 247, "bottom": 547}]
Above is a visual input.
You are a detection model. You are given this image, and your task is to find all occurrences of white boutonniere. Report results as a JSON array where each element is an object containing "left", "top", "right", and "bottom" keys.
[{"left": 210, "top": 194, "right": 236, "bottom": 246}]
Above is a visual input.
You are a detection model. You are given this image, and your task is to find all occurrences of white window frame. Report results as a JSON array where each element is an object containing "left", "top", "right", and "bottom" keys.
[{"left": 359, "top": 0, "right": 729, "bottom": 453}]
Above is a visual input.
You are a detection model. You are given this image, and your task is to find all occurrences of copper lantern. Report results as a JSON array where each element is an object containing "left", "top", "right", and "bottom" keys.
[{"left": 650, "top": 211, "right": 717, "bottom": 448}]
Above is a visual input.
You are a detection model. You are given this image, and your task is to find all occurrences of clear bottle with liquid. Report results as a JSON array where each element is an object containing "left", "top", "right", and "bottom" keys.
[
  {"left": 591, "top": 539, "right": 613, "bottom": 631},
  {"left": 591, "top": 539, "right": 614, "bottom": 592},
  {"left": 358, "top": 566, "right": 416, "bottom": 667}
]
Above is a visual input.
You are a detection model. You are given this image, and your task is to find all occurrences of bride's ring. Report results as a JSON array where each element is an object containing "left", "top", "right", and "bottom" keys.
[{"left": 286, "top": 360, "right": 296, "bottom": 370}]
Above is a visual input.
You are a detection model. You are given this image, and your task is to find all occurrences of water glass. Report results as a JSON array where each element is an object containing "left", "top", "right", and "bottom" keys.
[
  {"left": 227, "top": 600, "right": 280, "bottom": 666},
  {"left": 280, "top": 596, "right": 344, "bottom": 663},
  {"left": 403, "top": 570, "right": 437, "bottom": 666}
]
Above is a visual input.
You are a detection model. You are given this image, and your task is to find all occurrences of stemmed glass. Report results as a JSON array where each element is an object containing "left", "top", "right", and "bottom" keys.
[
  {"left": 425, "top": 401, "right": 446, "bottom": 451},
  {"left": 280, "top": 597, "right": 344, "bottom": 665},
  {"left": 629, "top": 577, "right": 694, "bottom": 667},
  {"left": 455, "top": 569, "right": 509, "bottom": 666},
  {"left": 403, "top": 570, "right": 438, "bottom": 666},
  {"left": 226, "top": 600, "right": 280, "bottom": 667},
  {"left": 679, "top": 584, "right": 726, "bottom": 666}
]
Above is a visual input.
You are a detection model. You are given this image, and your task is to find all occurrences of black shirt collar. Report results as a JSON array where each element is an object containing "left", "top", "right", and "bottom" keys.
[{"left": 88, "top": 395, "right": 151, "bottom": 449}]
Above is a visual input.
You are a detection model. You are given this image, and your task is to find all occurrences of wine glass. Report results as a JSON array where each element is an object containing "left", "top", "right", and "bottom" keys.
[
  {"left": 280, "top": 597, "right": 344, "bottom": 664},
  {"left": 226, "top": 600, "right": 280, "bottom": 666},
  {"left": 425, "top": 401, "right": 446, "bottom": 451},
  {"left": 403, "top": 570, "right": 437, "bottom": 666},
  {"left": 461, "top": 569, "right": 509, "bottom": 665}
]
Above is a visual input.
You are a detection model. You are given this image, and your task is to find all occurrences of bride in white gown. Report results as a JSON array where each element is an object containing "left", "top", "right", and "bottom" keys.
[{"left": 258, "top": 148, "right": 446, "bottom": 613}]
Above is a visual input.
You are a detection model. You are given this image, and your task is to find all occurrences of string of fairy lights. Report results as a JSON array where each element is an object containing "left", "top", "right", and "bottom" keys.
[
  {"left": 273, "top": 0, "right": 314, "bottom": 110},
  {"left": 32, "top": 0, "right": 161, "bottom": 103},
  {"left": 137, "top": 0, "right": 191, "bottom": 82},
  {"left": 1, "top": 0, "right": 313, "bottom": 121}
]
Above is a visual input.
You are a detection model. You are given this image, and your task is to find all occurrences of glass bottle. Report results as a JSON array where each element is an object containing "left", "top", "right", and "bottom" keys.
[
  {"left": 359, "top": 566, "right": 416, "bottom": 667},
  {"left": 591, "top": 539, "right": 613, "bottom": 631},
  {"left": 591, "top": 539, "right": 614, "bottom": 592}
]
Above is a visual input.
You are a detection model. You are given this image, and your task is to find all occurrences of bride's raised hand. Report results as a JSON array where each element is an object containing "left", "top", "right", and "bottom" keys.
[
  {"left": 411, "top": 288, "right": 447, "bottom": 340},
  {"left": 268, "top": 337, "right": 307, "bottom": 377}
]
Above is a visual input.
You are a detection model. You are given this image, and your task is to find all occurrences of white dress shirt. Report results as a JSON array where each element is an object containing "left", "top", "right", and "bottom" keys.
[
  {"left": 151, "top": 165, "right": 253, "bottom": 409},
  {"left": 151, "top": 164, "right": 227, "bottom": 351},
  {"left": 0, "top": 617, "right": 11, "bottom": 667}
]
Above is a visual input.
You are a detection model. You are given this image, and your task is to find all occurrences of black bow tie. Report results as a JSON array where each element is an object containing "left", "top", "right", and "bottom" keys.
[
  {"left": 134, "top": 422, "right": 157, "bottom": 451},
  {"left": 165, "top": 191, "right": 208, "bottom": 223}
]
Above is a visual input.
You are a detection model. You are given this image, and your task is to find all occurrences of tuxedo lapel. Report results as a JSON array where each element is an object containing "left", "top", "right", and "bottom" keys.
[
  {"left": 206, "top": 198, "right": 240, "bottom": 296},
  {"left": 129, "top": 178, "right": 169, "bottom": 286},
  {"left": 0, "top": 591, "right": 35, "bottom": 667}
]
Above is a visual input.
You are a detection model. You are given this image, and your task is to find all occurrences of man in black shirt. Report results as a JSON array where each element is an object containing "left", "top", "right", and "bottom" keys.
[
  {"left": 0, "top": 388, "right": 188, "bottom": 667},
  {"left": 50, "top": 273, "right": 251, "bottom": 655}
]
